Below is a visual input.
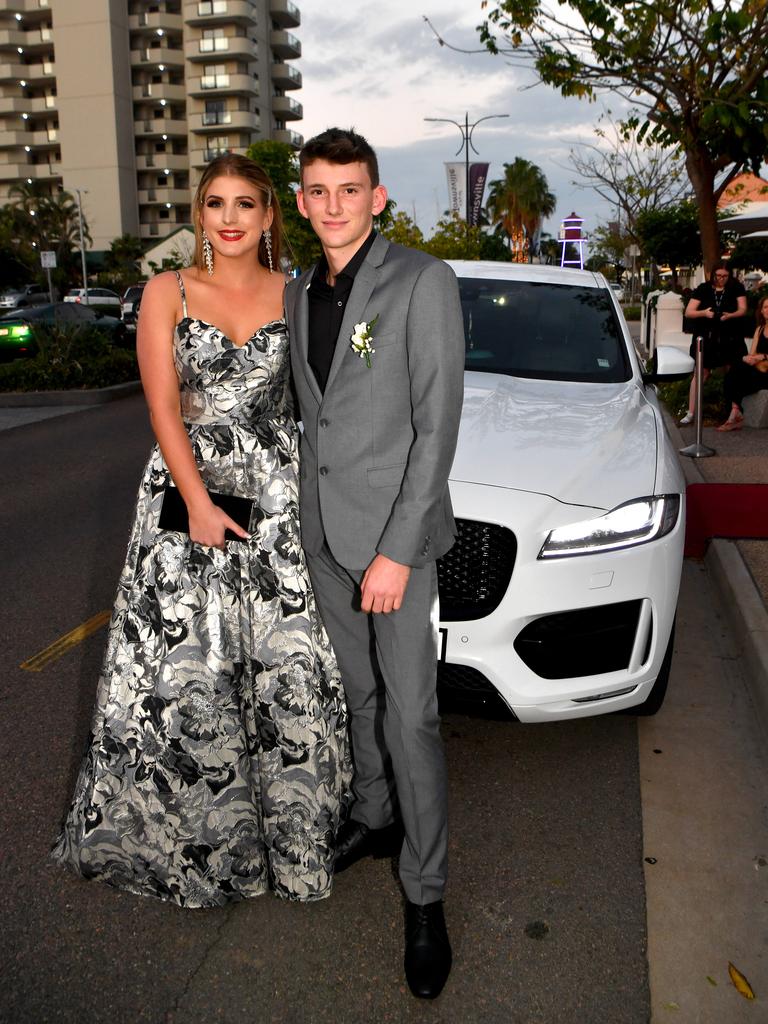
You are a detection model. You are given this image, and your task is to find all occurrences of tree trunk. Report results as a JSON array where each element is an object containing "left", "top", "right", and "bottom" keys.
[{"left": 685, "top": 149, "right": 720, "bottom": 274}]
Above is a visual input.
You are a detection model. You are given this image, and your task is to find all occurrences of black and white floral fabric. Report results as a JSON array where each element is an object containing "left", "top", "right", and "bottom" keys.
[{"left": 53, "top": 278, "right": 350, "bottom": 908}]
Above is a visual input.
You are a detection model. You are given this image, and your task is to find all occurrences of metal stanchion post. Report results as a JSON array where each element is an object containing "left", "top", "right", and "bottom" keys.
[{"left": 680, "top": 335, "right": 715, "bottom": 458}]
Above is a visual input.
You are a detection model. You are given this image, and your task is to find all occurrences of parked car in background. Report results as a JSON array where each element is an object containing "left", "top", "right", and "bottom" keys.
[
  {"left": 436, "top": 261, "right": 693, "bottom": 721},
  {"left": 0, "top": 283, "right": 49, "bottom": 309},
  {"left": 610, "top": 281, "right": 625, "bottom": 303},
  {"left": 64, "top": 287, "right": 121, "bottom": 309},
  {"left": 0, "top": 302, "right": 127, "bottom": 359},
  {"left": 121, "top": 283, "right": 146, "bottom": 330}
]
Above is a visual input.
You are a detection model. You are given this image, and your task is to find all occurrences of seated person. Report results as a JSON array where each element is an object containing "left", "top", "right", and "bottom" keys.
[{"left": 717, "top": 295, "right": 768, "bottom": 431}]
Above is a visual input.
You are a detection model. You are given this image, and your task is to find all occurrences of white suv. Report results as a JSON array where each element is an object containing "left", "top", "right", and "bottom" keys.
[{"left": 437, "top": 261, "right": 693, "bottom": 720}]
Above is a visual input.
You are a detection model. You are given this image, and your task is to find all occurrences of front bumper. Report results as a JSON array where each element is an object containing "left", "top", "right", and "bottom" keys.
[{"left": 438, "top": 481, "right": 685, "bottom": 722}]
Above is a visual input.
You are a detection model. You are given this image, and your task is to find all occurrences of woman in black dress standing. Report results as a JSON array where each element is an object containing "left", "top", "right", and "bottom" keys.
[
  {"left": 717, "top": 295, "right": 768, "bottom": 430},
  {"left": 679, "top": 263, "right": 748, "bottom": 424}
]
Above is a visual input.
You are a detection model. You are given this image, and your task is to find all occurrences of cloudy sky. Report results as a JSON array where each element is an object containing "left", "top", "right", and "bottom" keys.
[{"left": 297, "top": 2, "right": 623, "bottom": 240}]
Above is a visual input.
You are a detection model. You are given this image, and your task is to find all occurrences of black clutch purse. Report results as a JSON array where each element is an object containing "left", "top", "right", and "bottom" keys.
[{"left": 159, "top": 485, "right": 253, "bottom": 540}]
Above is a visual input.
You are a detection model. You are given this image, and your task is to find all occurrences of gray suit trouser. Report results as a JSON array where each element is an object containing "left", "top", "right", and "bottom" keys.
[{"left": 305, "top": 542, "right": 448, "bottom": 905}]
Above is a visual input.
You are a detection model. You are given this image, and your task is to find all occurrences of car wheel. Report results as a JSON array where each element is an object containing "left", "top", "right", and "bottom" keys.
[{"left": 632, "top": 618, "right": 675, "bottom": 716}]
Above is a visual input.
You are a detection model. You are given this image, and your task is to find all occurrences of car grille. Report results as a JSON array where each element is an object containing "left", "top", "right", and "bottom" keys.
[
  {"left": 436, "top": 518, "right": 516, "bottom": 621},
  {"left": 437, "top": 662, "right": 517, "bottom": 719},
  {"left": 514, "top": 599, "right": 643, "bottom": 679}
]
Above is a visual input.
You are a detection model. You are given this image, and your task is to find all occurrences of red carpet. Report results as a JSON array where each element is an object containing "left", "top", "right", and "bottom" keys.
[{"left": 685, "top": 483, "right": 768, "bottom": 557}]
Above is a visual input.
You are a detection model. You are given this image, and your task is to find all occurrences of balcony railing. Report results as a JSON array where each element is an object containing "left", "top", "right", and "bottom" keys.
[
  {"left": 272, "top": 62, "right": 301, "bottom": 88},
  {"left": 270, "top": 0, "right": 300, "bottom": 29},
  {"left": 273, "top": 128, "right": 302, "bottom": 148},
  {"left": 185, "top": 0, "right": 256, "bottom": 24},
  {"left": 272, "top": 95, "right": 302, "bottom": 120},
  {"left": 199, "top": 36, "right": 229, "bottom": 52},
  {"left": 135, "top": 152, "right": 190, "bottom": 171},
  {"left": 201, "top": 73, "right": 229, "bottom": 88},
  {"left": 201, "top": 110, "right": 231, "bottom": 125},
  {"left": 270, "top": 29, "right": 301, "bottom": 59},
  {"left": 187, "top": 72, "right": 257, "bottom": 96}
]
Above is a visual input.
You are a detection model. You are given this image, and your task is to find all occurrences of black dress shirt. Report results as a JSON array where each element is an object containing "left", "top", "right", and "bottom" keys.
[{"left": 307, "top": 230, "right": 377, "bottom": 393}]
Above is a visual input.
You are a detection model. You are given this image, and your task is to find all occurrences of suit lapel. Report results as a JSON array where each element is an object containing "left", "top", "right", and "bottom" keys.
[
  {"left": 323, "top": 234, "right": 390, "bottom": 396},
  {"left": 293, "top": 270, "right": 323, "bottom": 406}
]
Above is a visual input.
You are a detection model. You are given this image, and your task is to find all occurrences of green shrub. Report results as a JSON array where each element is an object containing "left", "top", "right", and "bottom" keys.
[
  {"left": 623, "top": 305, "right": 642, "bottom": 321},
  {"left": 657, "top": 371, "right": 726, "bottom": 425},
  {"left": 0, "top": 322, "right": 138, "bottom": 391}
]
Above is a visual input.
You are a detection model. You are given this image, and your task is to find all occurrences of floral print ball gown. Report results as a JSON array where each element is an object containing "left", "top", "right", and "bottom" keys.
[{"left": 53, "top": 272, "right": 350, "bottom": 908}]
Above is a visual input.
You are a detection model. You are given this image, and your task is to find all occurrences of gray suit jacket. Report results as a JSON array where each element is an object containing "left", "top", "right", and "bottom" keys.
[{"left": 285, "top": 234, "right": 465, "bottom": 571}]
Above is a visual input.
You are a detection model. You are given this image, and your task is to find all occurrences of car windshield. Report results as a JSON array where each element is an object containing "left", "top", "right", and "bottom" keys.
[{"left": 458, "top": 278, "right": 631, "bottom": 383}]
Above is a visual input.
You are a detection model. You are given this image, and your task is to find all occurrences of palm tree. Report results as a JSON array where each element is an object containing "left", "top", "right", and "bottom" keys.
[
  {"left": 486, "top": 159, "right": 556, "bottom": 263},
  {"left": 8, "top": 181, "right": 91, "bottom": 291}
]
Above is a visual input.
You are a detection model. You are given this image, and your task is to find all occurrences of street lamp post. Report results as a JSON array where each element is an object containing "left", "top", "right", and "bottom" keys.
[
  {"left": 71, "top": 187, "right": 89, "bottom": 305},
  {"left": 424, "top": 111, "right": 509, "bottom": 255}
]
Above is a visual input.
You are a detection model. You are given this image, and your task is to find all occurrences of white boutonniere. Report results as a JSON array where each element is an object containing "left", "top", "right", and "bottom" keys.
[{"left": 350, "top": 315, "right": 379, "bottom": 368}]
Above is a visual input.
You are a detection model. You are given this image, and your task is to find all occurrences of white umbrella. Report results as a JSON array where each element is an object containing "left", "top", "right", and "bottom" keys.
[
  {"left": 719, "top": 201, "right": 768, "bottom": 233},
  {"left": 741, "top": 229, "right": 768, "bottom": 238}
]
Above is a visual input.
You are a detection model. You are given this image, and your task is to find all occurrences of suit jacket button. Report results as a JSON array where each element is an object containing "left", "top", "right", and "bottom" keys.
[
  {"left": 319, "top": 466, "right": 329, "bottom": 476},
  {"left": 319, "top": 418, "right": 329, "bottom": 428}
]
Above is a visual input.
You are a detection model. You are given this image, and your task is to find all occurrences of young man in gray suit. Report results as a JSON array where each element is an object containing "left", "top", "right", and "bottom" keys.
[{"left": 284, "top": 128, "right": 464, "bottom": 1000}]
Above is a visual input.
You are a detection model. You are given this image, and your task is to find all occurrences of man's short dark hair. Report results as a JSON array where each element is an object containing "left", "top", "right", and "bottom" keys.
[{"left": 299, "top": 128, "right": 380, "bottom": 188}]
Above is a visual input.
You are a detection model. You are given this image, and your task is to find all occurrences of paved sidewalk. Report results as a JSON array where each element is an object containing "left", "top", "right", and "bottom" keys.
[{"left": 668, "top": 410, "right": 768, "bottom": 736}]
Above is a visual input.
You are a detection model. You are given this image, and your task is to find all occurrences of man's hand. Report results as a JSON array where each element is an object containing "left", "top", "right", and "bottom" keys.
[{"left": 360, "top": 554, "right": 411, "bottom": 614}]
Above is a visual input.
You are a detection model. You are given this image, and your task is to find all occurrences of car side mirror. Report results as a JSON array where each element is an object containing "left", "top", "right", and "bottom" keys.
[{"left": 643, "top": 345, "right": 695, "bottom": 384}]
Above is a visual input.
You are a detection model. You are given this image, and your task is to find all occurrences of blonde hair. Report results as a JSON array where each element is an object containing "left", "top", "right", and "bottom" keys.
[{"left": 192, "top": 153, "right": 282, "bottom": 271}]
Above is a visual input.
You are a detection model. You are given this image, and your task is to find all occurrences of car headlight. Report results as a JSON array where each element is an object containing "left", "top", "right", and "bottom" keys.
[
  {"left": 539, "top": 495, "right": 680, "bottom": 559},
  {"left": 11, "top": 325, "right": 30, "bottom": 337}
]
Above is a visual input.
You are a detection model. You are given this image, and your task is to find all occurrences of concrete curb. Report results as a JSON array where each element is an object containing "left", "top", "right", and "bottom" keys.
[
  {"left": 0, "top": 380, "right": 142, "bottom": 407},
  {"left": 706, "top": 539, "right": 768, "bottom": 737},
  {"left": 662, "top": 407, "right": 768, "bottom": 736}
]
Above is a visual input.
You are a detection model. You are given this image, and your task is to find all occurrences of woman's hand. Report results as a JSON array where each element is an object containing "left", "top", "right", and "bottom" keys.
[
  {"left": 188, "top": 500, "right": 250, "bottom": 549},
  {"left": 744, "top": 353, "right": 764, "bottom": 366}
]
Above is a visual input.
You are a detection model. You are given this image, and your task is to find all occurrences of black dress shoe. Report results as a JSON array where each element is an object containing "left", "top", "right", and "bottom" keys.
[
  {"left": 333, "top": 819, "right": 403, "bottom": 874},
  {"left": 404, "top": 899, "right": 452, "bottom": 999}
]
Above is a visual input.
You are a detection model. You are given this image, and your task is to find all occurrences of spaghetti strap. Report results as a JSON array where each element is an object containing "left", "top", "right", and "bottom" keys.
[{"left": 174, "top": 271, "right": 188, "bottom": 318}]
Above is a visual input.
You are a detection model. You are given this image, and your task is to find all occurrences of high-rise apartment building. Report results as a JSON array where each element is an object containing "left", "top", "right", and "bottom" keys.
[{"left": 0, "top": 0, "right": 302, "bottom": 249}]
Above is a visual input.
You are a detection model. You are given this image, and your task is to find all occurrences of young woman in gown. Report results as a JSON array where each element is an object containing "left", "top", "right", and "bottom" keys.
[{"left": 52, "top": 155, "right": 350, "bottom": 908}]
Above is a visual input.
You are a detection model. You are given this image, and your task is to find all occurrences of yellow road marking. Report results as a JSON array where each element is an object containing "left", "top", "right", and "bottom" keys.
[{"left": 20, "top": 610, "right": 111, "bottom": 672}]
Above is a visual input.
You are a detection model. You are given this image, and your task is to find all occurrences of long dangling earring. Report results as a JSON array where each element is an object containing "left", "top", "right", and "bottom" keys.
[
  {"left": 264, "top": 228, "right": 274, "bottom": 274},
  {"left": 202, "top": 229, "right": 214, "bottom": 276}
]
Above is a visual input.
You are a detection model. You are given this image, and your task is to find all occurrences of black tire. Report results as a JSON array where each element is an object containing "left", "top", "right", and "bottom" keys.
[{"left": 633, "top": 618, "right": 675, "bottom": 716}]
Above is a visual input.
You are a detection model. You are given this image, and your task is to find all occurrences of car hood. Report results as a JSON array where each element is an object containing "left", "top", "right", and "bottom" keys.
[{"left": 450, "top": 371, "right": 658, "bottom": 511}]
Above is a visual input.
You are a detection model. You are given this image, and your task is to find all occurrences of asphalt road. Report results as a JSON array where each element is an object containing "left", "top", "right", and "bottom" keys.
[{"left": 1, "top": 399, "right": 650, "bottom": 1024}]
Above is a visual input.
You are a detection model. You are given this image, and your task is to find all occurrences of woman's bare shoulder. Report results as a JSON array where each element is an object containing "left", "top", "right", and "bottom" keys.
[{"left": 143, "top": 269, "right": 186, "bottom": 301}]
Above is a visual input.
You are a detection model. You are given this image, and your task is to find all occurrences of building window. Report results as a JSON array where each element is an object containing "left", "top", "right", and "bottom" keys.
[
  {"left": 204, "top": 135, "right": 231, "bottom": 161},
  {"left": 203, "top": 100, "right": 230, "bottom": 126},
  {"left": 201, "top": 29, "right": 228, "bottom": 53},
  {"left": 198, "top": 1, "right": 227, "bottom": 14},
  {"left": 202, "top": 63, "right": 229, "bottom": 89}
]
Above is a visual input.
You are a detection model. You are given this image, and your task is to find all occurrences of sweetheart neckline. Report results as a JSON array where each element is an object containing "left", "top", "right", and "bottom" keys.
[{"left": 177, "top": 315, "right": 286, "bottom": 350}]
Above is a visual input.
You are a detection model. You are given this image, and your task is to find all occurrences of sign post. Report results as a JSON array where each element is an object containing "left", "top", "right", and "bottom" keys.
[{"left": 40, "top": 250, "right": 56, "bottom": 303}]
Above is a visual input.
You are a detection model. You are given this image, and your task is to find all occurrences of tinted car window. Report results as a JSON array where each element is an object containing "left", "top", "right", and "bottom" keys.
[
  {"left": 458, "top": 279, "right": 631, "bottom": 383},
  {"left": 0, "top": 304, "right": 56, "bottom": 321}
]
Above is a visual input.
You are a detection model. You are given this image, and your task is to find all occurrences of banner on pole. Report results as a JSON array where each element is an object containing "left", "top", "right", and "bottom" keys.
[
  {"left": 468, "top": 162, "right": 489, "bottom": 226},
  {"left": 445, "top": 162, "right": 490, "bottom": 224},
  {"left": 444, "top": 162, "right": 465, "bottom": 217}
]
